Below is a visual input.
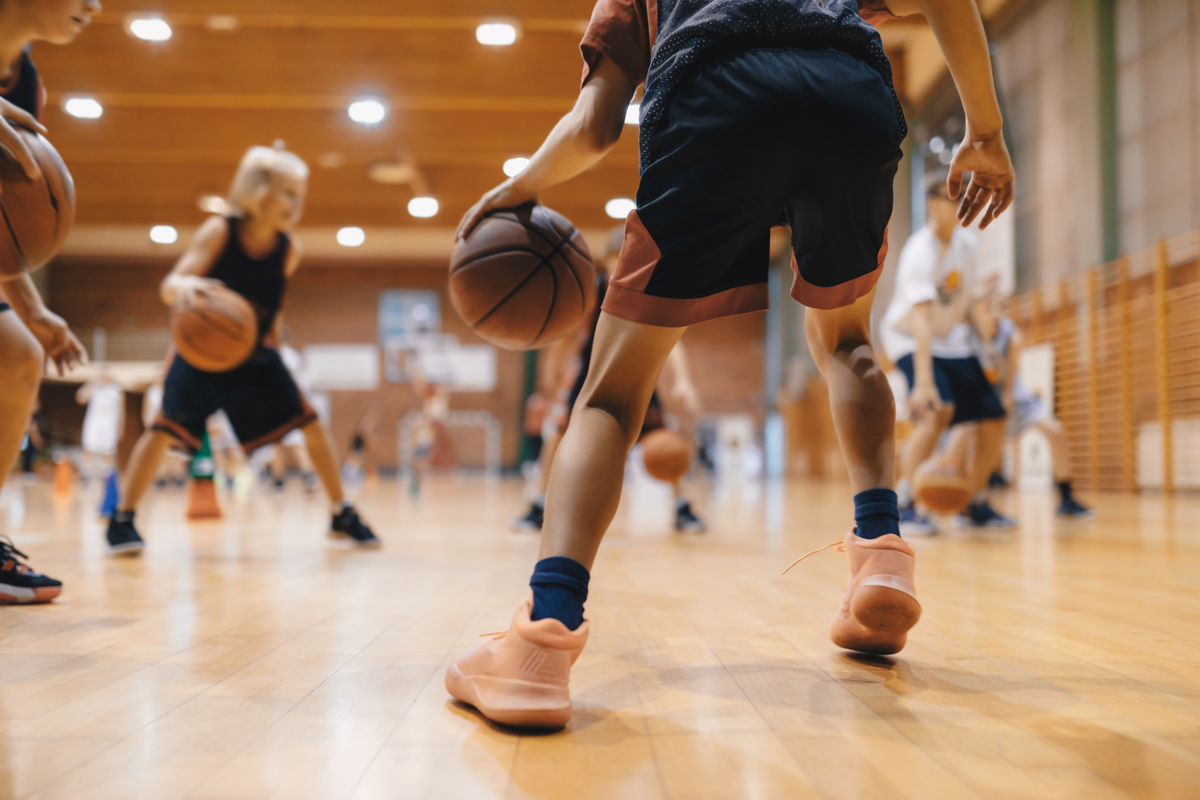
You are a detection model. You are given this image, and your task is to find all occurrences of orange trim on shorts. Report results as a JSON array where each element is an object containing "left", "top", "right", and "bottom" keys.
[
  {"left": 610, "top": 210, "right": 661, "bottom": 292},
  {"left": 237, "top": 399, "right": 318, "bottom": 455},
  {"left": 152, "top": 413, "right": 202, "bottom": 453},
  {"left": 603, "top": 281, "right": 770, "bottom": 327},
  {"left": 789, "top": 225, "right": 889, "bottom": 310}
]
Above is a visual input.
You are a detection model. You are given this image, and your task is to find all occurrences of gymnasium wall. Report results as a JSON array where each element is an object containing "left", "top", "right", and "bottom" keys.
[{"left": 40, "top": 257, "right": 765, "bottom": 470}]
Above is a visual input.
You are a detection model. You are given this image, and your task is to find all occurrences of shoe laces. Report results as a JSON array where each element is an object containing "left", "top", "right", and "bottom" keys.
[
  {"left": 781, "top": 540, "right": 843, "bottom": 575},
  {"left": 0, "top": 537, "right": 33, "bottom": 575}
]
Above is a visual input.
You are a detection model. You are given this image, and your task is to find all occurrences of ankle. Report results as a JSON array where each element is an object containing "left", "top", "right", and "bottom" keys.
[
  {"left": 854, "top": 488, "right": 900, "bottom": 539},
  {"left": 529, "top": 556, "right": 590, "bottom": 631}
]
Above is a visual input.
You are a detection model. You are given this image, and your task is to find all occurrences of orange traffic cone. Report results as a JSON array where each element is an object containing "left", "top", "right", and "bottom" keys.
[
  {"left": 52, "top": 453, "right": 74, "bottom": 496},
  {"left": 185, "top": 432, "right": 223, "bottom": 520},
  {"left": 185, "top": 478, "right": 222, "bottom": 520}
]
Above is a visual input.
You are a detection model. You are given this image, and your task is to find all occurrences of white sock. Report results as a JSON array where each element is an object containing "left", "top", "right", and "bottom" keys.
[
  {"left": 676, "top": 497, "right": 690, "bottom": 511},
  {"left": 331, "top": 500, "right": 349, "bottom": 515},
  {"left": 970, "top": 491, "right": 988, "bottom": 506},
  {"left": 897, "top": 479, "right": 913, "bottom": 508},
  {"left": 533, "top": 495, "right": 546, "bottom": 509}
]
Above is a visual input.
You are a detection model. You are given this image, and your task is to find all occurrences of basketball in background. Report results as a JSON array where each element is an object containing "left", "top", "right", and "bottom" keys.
[
  {"left": 642, "top": 429, "right": 692, "bottom": 484},
  {"left": 449, "top": 203, "right": 595, "bottom": 350},
  {"left": 0, "top": 129, "right": 76, "bottom": 276},
  {"left": 913, "top": 459, "right": 973, "bottom": 515},
  {"left": 170, "top": 286, "right": 258, "bottom": 372}
]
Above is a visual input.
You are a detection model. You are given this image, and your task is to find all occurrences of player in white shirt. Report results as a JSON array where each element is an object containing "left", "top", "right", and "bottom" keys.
[
  {"left": 76, "top": 370, "right": 124, "bottom": 483},
  {"left": 882, "top": 183, "right": 1015, "bottom": 532}
]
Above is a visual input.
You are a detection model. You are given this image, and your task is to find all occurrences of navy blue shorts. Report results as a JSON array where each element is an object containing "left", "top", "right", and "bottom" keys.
[
  {"left": 605, "top": 47, "right": 903, "bottom": 327},
  {"left": 154, "top": 346, "right": 317, "bottom": 454},
  {"left": 0, "top": 302, "right": 10, "bottom": 313},
  {"left": 895, "top": 354, "right": 1007, "bottom": 427}
]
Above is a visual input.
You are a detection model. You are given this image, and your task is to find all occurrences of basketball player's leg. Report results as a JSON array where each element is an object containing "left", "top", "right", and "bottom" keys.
[
  {"left": 943, "top": 359, "right": 1016, "bottom": 528},
  {"left": 117, "top": 429, "right": 173, "bottom": 511},
  {"left": 540, "top": 314, "right": 684, "bottom": 568},
  {"left": 0, "top": 312, "right": 43, "bottom": 491},
  {"left": 1030, "top": 417, "right": 1094, "bottom": 517},
  {"left": 0, "top": 311, "right": 62, "bottom": 603},
  {"left": 299, "top": 419, "right": 345, "bottom": 505}
]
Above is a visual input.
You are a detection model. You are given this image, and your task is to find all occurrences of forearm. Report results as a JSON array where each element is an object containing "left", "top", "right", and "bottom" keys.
[
  {"left": 512, "top": 109, "right": 618, "bottom": 197},
  {"left": 0, "top": 272, "right": 47, "bottom": 321},
  {"left": 918, "top": 0, "right": 1003, "bottom": 134}
]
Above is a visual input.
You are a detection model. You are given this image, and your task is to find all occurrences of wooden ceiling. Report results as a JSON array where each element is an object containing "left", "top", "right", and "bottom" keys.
[{"left": 31, "top": 1, "right": 956, "bottom": 259}]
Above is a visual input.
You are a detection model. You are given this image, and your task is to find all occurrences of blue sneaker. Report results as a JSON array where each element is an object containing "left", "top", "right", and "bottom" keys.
[
  {"left": 899, "top": 504, "right": 937, "bottom": 535},
  {"left": 1057, "top": 497, "right": 1096, "bottom": 519},
  {"left": 956, "top": 502, "right": 1018, "bottom": 529}
]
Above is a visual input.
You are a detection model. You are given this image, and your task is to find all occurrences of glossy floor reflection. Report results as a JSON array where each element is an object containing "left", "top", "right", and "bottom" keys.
[{"left": 1, "top": 474, "right": 1198, "bottom": 799}]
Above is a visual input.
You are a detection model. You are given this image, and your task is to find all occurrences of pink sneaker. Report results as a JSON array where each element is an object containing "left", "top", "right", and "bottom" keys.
[
  {"left": 445, "top": 594, "right": 589, "bottom": 728},
  {"left": 784, "top": 531, "right": 920, "bottom": 656}
]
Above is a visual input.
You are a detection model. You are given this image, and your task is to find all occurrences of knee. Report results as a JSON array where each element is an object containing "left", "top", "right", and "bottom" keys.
[
  {"left": 1, "top": 335, "right": 44, "bottom": 393},
  {"left": 577, "top": 388, "right": 645, "bottom": 444},
  {"left": 936, "top": 405, "right": 956, "bottom": 428}
]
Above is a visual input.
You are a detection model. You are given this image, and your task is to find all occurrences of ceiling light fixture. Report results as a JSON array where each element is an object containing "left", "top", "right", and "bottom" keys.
[
  {"left": 503, "top": 157, "right": 530, "bottom": 177},
  {"left": 408, "top": 197, "right": 440, "bottom": 218},
  {"left": 476, "top": 23, "right": 518, "bottom": 46},
  {"left": 605, "top": 198, "right": 636, "bottom": 219},
  {"left": 150, "top": 225, "right": 178, "bottom": 244},
  {"left": 128, "top": 17, "right": 172, "bottom": 41},
  {"left": 337, "top": 227, "right": 366, "bottom": 247},
  {"left": 63, "top": 96, "right": 103, "bottom": 119},
  {"left": 348, "top": 98, "right": 386, "bottom": 125}
]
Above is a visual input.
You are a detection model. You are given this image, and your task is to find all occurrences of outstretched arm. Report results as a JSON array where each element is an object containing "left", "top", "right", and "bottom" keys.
[
  {"left": 160, "top": 216, "right": 230, "bottom": 309},
  {"left": 887, "top": 0, "right": 1015, "bottom": 228},
  {"left": 455, "top": 57, "right": 636, "bottom": 240}
]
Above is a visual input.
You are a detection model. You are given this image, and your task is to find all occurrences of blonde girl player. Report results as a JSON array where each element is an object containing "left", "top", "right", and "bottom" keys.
[
  {"left": 0, "top": 0, "right": 96, "bottom": 603},
  {"left": 105, "top": 145, "right": 380, "bottom": 555},
  {"left": 444, "top": 0, "right": 1014, "bottom": 728}
]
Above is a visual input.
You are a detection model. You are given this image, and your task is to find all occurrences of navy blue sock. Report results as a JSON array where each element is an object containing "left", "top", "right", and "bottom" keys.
[
  {"left": 854, "top": 488, "right": 900, "bottom": 539},
  {"left": 529, "top": 556, "right": 590, "bottom": 630}
]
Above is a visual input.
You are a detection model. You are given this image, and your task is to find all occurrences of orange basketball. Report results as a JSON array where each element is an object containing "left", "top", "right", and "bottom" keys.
[
  {"left": 642, "top": 429, "right": 691, "bottom": 484},
  {"left": 913, "top": 461, "right": 973, "bottom": 515},
  {"left": 449, "top": 203, "right": 595, "bottom": 350},
  {"left": 0, "top": 129, "right": 76, "bottom": 277},
  {"left": 170, "top": 286, "right": 258, "bottom": 372}
]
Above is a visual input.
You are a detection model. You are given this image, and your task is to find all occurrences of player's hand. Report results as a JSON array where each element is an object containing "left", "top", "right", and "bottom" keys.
[
  {"left": 455, "top": 180, "right": 538, "bottom": 243},
  {"left": 0, "top": 99, "right": 47, "bottom": 191},
  {"left": 24, "top": 308, "right": 88, "bottom": 376},
  {"left": 173, "top": 275, "right": 224, "bottom": 310},
  {"left": 908, "top": 381, "right": 943, "bottom": 419},
  {"left": 948, "top": 125, "right": 1014, "bottom": 230}
]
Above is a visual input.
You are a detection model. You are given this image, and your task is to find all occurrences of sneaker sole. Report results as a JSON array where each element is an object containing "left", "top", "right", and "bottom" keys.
[
  {"left": 445, "top": 663, "right": 572, "bottom": 729},
  {"left": 327, "top": 531, "right": 382, "bottom": 549},
  {"left": 833, "top": 585, "right": 922, "bottom": 656},
  {"left": 0, "top": 584, "right": 62, "bottom": 604},
  {"left": 107, "top": 542, "right": 144, "bottom": 557}
]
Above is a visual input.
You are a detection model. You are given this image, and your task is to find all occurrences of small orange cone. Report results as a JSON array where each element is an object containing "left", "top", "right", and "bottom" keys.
[
  {"left": 52, "top": 453, "right": 74, "bottom": 496},
  {"left": 185, "top": 478, "right": 223, "bottom": 520},
  {"left": 185, "top": 431, "right": 222, "bottom": 520}
]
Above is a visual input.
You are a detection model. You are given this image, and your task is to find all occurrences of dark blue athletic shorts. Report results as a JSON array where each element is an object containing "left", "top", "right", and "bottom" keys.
[
  {"left": 154, "top": 346, "right": 317, "bottom": 454},
  {"left": 0, "top": 302, "right": 10, "bottom": 313},
  {"left": 895, "top": 354, "right": 1007, "bottom": 427},
  {"left": 604, "top": 47, "right": 904, "bottom": 327}
]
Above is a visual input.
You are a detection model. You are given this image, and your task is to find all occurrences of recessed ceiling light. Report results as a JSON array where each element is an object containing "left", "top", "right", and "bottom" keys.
[
  {"left": 605, "top": 198, "right": 636, "bottom": 219},
  {"left": 408, "top": 197, "right": 440, "bottom": 218},
  {"left": 348, "top": 98, "right": 386, "bottom": 125},
  {"left": 63, "top": 97, "right": 103, "bottom": 119},
  {"left": 337, "top": 227, "right": 366, "bottom": 247},
  {"left": 625, "top": 104, "right": 640, "bottom": 125},
  {"left": 503, "top": 157, "right": 530, "bottom": 177},
  {"left": 128, "top": 17, "right": 172, "bottom": 41},
  {"left": 476, "top": 23, "right": 518, "bottom": 46},
  {"left": 150, "top": 225, "right": 178, "bottom": 244}
]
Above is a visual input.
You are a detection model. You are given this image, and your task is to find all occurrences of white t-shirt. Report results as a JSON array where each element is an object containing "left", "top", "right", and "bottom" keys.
[
  {"left": 881, "top": 225, "right": 979, "bottom": 362},
  {"left": 81, "top": 380, "right": 123, "bottom": 455}
]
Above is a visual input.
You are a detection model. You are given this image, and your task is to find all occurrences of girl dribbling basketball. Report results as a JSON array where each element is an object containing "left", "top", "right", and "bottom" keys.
[{"left": 105, "top": 144, "right": 381, "bottom": 555}]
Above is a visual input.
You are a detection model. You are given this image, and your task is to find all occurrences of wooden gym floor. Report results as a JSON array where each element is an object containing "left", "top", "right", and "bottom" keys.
[{"left": 1, "top": 473, "right": 1198, "bottom": 799}]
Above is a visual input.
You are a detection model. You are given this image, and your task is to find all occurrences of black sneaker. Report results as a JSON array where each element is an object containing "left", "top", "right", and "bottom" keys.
[
  {"left": 331, "top": 505, "right": 381, "bottom": 547},
  {"left": 674, "top": 502, "right": 707, "bottom": 533},
  {"left": 1057, "top": 497, "right": 1096, "bottom": 519},
  {"left": 106, "top": 512, "right": 145, "bottom": 556},
  {"left": 512, "top": 503, "right": 545, "bottom": 531},
  {"left": 988, "top": 470, "right": 1010, "bottom": 489},
  {"left": 955, "top": 502, "right": 1018, "bottom": 530},
  {"left": 0, "top": 538, "right": 62, "bottom": 604}
]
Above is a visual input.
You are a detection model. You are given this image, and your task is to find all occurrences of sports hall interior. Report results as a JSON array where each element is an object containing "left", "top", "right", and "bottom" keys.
[{"left": 3, "top": 1, "right": 1200, "bottom": 798}]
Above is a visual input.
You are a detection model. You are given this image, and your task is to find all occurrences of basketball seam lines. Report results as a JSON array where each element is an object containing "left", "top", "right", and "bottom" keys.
[
  {"left": 0, "top": 204, "right": 30, "bottom": 268},
  {"left": 493, "top": 214, "right": 589, "bottom": 308},
  {"left": 471, "top": 256, "right": 554, "bottom": 332},
  {"left": 531, "top": 259, "right": 559, "bottom": 346},
  {"left": 468, "top": 226, "right": 578, "bottom": 342},
  {"left": 451, "top": 246, "right": 554, "bottom": 275}
]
